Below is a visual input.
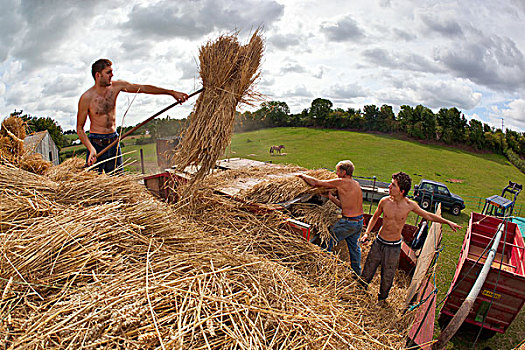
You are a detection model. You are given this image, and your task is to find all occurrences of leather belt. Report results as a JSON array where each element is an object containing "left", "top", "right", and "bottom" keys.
[
  {"left": 90, "top": 137, "right": 117, "bottom": 147},
  {"left": 341, "top": 215, "right": 363, "bottom": 221}
]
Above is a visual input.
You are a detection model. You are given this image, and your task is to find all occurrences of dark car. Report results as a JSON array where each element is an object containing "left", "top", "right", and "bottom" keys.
[{"left": 413, "top": 179, "right": 465, "bottom": 216}]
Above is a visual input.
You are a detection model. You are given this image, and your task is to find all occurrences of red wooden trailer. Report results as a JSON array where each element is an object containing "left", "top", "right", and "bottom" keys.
[{"left": 439, "top": 212, "right": 525, "bottom": 334}]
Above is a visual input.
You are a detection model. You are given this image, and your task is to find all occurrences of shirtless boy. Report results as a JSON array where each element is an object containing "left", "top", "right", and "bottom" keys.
[
  {"left": 297, "top": 160, "right": 364, "bottom": 274},
  {"left": 76, "top": 58, "right": 189, "bottom": 173},
  {"left": 360, "top": 171, "right": 461, "bottom": 301}
]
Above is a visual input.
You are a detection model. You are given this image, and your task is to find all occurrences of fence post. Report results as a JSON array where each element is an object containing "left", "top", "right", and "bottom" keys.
[
  {"left": 369, "top": 176, "right": 376, "bottom": 214},
  {"left": 140, "top": 148, "right": 145, "bottom": 174}
]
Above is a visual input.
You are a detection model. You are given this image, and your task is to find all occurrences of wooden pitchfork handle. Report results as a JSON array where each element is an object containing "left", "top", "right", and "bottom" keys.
[{"left": 95, "top": 87, "right": 204, "bottom": 159}]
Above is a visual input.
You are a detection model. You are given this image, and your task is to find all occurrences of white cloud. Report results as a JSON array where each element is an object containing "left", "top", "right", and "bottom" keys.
[{"left": 495, "top": 99, "right": 525, "bottom": 131}]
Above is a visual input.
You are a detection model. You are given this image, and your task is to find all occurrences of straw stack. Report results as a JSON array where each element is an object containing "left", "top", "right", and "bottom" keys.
[
  {"left": 174, "top": 31, "right": 263, "bottom": 182},
  {"left": 0, "top": 163, "right": 414, "bottom": 349}
]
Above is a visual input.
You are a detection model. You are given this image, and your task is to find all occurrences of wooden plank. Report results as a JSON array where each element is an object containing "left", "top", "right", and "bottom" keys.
[
  {"left": 405, "top": 204, "right": 443, "bottom": 307},
  {"left": 407, "top": 274, "right": 436, "bottom": 349}
]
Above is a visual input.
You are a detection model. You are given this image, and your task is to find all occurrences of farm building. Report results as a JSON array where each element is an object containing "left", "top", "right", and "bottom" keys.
[{"left": 24, "top": 130, "right": 59, "bottom": 165}]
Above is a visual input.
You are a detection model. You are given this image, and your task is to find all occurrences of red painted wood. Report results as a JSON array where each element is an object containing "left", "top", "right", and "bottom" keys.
[{"left": 439, "top": 213, "right": 525, "bottom": 333}]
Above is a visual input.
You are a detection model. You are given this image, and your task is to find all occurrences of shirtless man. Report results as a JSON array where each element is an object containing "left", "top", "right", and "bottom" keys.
[
  {"left": 297, "top": 160, "right": 364, "bottom": 274},
  {"left": 76, "top": 58, "right": 189, "bottom": 173},
  {"left": 360, "top": 171, "right": 461, "bottom": 302}
]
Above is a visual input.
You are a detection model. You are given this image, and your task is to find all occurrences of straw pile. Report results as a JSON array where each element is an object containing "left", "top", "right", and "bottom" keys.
[
  {"left": 174, "top": 31, "right": 263, "bottom": 182},
  {"left": 0, "top": 116, "right": 51, "bottom": 174},
  {"left": 0, "top": 161, "right": 415, "bottom": 349}
]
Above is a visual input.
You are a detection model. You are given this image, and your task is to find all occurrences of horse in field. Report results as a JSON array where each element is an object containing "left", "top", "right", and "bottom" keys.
[{"left": 269, "top": 145, "right": 285, "bottom": 154}]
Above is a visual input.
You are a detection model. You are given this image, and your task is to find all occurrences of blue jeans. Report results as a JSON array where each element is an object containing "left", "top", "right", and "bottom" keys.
[
  {"left": 87, "top": 132, "right": 122, "bottom": 174},
  {"left": 327, "top": 217, "right": 363, "bottom": 275}
]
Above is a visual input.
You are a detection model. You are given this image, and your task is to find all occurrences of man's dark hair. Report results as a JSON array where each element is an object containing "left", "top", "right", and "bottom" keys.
[
  {"left": 392, "top": 171, "right": 411, "bottom": 197},
  {"left": 91, "top": 59, "right": 112, "bottom": 80}
]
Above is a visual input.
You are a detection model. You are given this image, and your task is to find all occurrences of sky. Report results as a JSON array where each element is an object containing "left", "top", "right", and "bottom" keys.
[{"left": 1, "top": 0, "right": 524, "bottom": 133}]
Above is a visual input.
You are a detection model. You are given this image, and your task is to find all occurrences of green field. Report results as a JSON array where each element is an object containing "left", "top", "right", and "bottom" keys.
[{"left": 62, "top": 127, "right": 525, "bottom": 349}]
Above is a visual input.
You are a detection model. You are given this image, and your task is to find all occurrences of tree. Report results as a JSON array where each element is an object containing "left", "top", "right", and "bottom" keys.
[
  {"left": 397, "top": 105, "right": 414, "bottom": 133},
  {"left": 308, "top": 98, "right": 333, "bottom": 127},
  {"left": 436, "top": 108, "right": 466, "bottom": 144},
  {"left": 363, "top": 104, "right": 380, "bottom": 131},
  {"left": 505, "top": 129, "right": 521, "bottom": 153},
  {"left": 379, "top": 104, "right": 396, "bottom": 132},
  {"left": 415, "top": 105, "right": 435, "bottom": 140},
  {"left": 467, "top": 119, "right": 484, "bottom": 150},
  {"left": 147, "top": 116, "right": 186, "bottom": 140},
  {"left": 260, "top": 101, "right": 290, "bottom": 127}
]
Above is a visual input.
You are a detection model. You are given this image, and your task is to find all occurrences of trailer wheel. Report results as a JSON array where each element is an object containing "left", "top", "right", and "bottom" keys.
[
  {"left": 421, "top": 198, "right": 431, "bottom": 211},
  {"left": 451, "top": 204, "right": 461, "bottom": 216}
]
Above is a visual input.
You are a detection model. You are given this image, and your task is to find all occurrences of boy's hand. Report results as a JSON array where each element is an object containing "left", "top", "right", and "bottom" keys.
[{"left": 449, "top": 222, "right": 462, "bottom": 232}]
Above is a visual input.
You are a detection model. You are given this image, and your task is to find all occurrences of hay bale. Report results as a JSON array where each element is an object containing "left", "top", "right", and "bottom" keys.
[{"left": 174, "top": 31, "right": 263, "bottom": 182}]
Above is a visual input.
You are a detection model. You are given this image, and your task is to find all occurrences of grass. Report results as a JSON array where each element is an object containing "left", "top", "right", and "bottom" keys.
[{"left": 61, "top": 127, "right": 525, "bottom": 349}]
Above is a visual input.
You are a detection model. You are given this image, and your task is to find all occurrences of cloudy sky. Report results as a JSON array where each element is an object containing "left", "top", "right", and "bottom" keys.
[{"left": 1, "top": 0, "right": 524, "bottom": 132}]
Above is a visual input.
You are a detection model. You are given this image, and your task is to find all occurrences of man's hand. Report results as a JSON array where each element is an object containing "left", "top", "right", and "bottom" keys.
[
  {"left": 172, "top": 90, "right": 189, "bottom": 103},
  {"left": 360, "top": 232, "right": 370, "bottom": 245},
  {"left": 87, "top": 148, "right": 97, "bottom": 166}
]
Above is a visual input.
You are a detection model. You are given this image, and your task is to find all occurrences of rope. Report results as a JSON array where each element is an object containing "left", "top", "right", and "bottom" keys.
[
  {"left": 408, "top": 267, "right": 438, "bottom": 312},
  {"left": 406, "top": 250, "right": 442, "bottom": 343},
  {"left": 113, "top": 89, "right": 139, "bottom": 171}
]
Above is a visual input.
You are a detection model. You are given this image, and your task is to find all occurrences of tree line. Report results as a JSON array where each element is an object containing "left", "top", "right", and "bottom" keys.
[
  {"left": 234, "top": 99, "right": 525, "bottom": 158},
  {"left": 6, "top": 98, "right": 525, "bottom": 173}
]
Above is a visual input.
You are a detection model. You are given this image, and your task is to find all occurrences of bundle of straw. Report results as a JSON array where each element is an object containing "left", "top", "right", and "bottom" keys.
[
  {"left": 174, "top": 31, "right": 263, "bottom": 181},
  {"left": 0, "top": 116, "right": 51, "bottom": 174},
  {"left": 295, "top": 200, "right": 341, "bottom": 244},
  {"left": 241, "top": 168, "right": 337, "bottom": 204},
  {"left": 0, "top": 116, "right": 26, "bottom": 164}
]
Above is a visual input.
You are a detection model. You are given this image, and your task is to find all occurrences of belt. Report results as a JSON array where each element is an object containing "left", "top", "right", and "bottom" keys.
[
  {"left": 377, "top": 236, "right": 402, "bottom": 246},
  {"left": 90, "top": 136, "right": 118, "bottom": 147},
  {"left": 341, "top": 215, "right": 363, "bottom": 221}
]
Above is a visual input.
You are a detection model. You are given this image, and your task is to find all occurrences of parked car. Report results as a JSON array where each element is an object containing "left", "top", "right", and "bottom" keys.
[{"left": 413, "top": 179, "right": 465, "bottom": 216}]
